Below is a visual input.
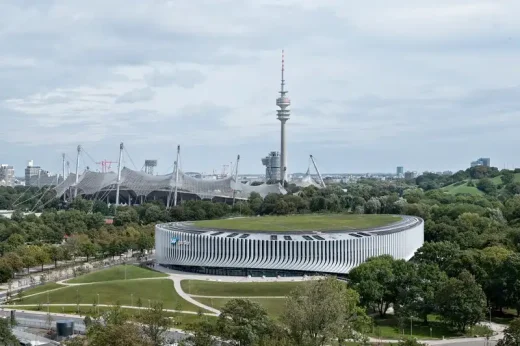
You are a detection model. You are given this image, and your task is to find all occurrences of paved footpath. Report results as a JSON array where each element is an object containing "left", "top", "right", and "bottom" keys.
[{"left": 172, "top": 277, "right": 221, "bottom": 315}]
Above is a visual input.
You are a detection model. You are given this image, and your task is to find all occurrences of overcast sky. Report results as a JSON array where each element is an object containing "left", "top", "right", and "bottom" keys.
[{"left": 1, "top": 0, "right": 520, "bottom": 175}]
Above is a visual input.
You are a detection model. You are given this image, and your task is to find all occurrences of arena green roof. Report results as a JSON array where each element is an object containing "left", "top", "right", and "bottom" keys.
[{"left": 192, "top": 214, "right": 402, "bottom": 232}]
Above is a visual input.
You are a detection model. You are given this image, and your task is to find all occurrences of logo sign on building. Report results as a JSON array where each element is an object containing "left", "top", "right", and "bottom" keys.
[{"left": 171, "top": 237, "right": 190, "bottom": 246}]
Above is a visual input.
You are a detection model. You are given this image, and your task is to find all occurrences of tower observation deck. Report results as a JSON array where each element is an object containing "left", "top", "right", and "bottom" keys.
[{"left": 276, "top": 50, "right": 291, "bottom": 182}]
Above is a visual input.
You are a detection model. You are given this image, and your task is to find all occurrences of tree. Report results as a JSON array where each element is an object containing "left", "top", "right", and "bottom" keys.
[
  {"left": 182, "top": 316, "right": 218, "bottom": 346},
  {"left": 501, "top": 254, "right": 520, "bottom": 315},
  {"left": 348, "top": 255, "right": 395, "bottom": 317},
  {"left": 476, "top": 178, "right": 496, "bottom": 195},
  {"left": 414, "top": 241, "right": 461, "bottom": 273},
  {"left": 85, "top": 305, "right": 154, "bottom": 346},
  {"left": 0, "top": 259, "right": 13, "bottom": 283},
  {"left": 497, "top": 318, "right": 520, "bottom": 346},
  {"left": 182, "top": 312, "right": 217, "bottom": 345},
  {"left": 93, "top": 200, "right": 111, "bottom": 215},
  {"left": 137, "top": 233, "right": 154, "bottom": 254},
  {"left": 217, "top": 299, "right": 276, "bottom": 346},
  {"left": 436, "top": 271, "right": 486, "bottom": 332},
  {"left": 364, "top": 197, "right": 381, "bottom": 214},
  {"left": 281, "top": 276, "right": 370, "bottom": 346},
  {"left": 138, "top": 301, "right": 172, "bottom": 346},
  {"left": 47, "top": 245, "right": 64, "bottom": 268},
  {"left": 0, "top": 318, "right": 18, "bottom": 346},
  {"left": 20, "top": 252, "right": 37, "bottom": 274},
  {"left": 80, "top": 241, "right": 98, "bottom": 262},
  {"left": 502, "top": 171, "right": 515, "bottom": 185},
  {"left": 411, "top": 263, "right": 448, "bottom": 324}
]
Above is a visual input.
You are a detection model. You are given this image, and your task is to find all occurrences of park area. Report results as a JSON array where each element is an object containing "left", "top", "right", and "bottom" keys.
[
  {"left": 1, "top": 265, "right": 503, "bottom": 342},
  {"left": 193, "top": 214, "right": 401, "bottom": 232}
]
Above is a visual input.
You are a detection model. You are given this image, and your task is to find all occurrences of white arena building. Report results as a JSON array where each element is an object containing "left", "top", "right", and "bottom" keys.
[{"left": 155, "top": 215, "right": 424, "bottom": 276}]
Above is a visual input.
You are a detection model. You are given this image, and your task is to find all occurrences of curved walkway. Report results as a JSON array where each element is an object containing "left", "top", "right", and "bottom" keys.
[
  {"left": 188, "top": 295, "right": 285, "bottom": 299},
  {"left": 56, "top": 276, "right": 167, "bottom": 286},
  {"left": 172, "top": 278, "right": 220, "bottom": 315}
]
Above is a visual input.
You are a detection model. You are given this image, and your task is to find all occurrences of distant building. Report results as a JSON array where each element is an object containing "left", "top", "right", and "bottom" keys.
[
  {"left": 24, "top": 160, "right": 62, "bottom": 187},
  {"left": 404, "top": 171, "right": 418, "bottom": 180},
  {"left": 0, "top": 164, "right": 15, "bottom": 186},
  {"left": 396, "top": 166, "right": 404, "bottom": 177},
  {"left": 471, "top": 158, "right": 491, "bottom": 168},
  {"left": 261, "top": 151, "right": 281, "bottom": 181}
]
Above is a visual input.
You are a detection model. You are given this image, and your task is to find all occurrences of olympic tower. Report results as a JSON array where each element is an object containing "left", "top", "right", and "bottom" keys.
[{"left": 276, "top": 50, "right": 291, "bottom": 182}]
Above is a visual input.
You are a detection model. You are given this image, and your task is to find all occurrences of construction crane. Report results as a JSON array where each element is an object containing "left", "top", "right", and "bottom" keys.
[
  {"left": 95, "top": 160, "right": 117, "bottom": 173},
  {"left": 310, "top": 155, "right": 326, "bottom": 188}
]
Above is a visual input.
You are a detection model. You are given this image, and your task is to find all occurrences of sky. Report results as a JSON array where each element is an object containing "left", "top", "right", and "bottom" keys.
[{"left": 1, "top": 0, "right": 520, "bottom": 175}]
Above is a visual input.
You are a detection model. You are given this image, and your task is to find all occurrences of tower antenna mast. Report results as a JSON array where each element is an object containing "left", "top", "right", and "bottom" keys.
[
  {"left": 74, "top": 145, "right": 81, "bottom": 198},
  {"left": 115, "top": 142, "right": 124, "bottom": 207},
  {"left": 62, "top": 153, "right": 66, "bottom": 181},
  {"left": 232, "top": 154, "right": 240, "bottom": 206},
  {"left": 276, "top": 50, "right": 291, "bottom": 183},
  {"left": 173, "top": 145, "right": 180, "bottom": 207},
  {"left": 310, "top": 155, "right": 326, "bottom": 188}
]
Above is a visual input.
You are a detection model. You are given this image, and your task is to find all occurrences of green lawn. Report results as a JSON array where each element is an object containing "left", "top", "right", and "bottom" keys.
[
  {"left": 17, "top": 279, "right": 202, "bottom": 312},
  {"left": 443, "top": 182, "right": 483, "bottom": 196},
  {"left": 181, "top": 280, "right": 302, "bottom": 297},
  {"left": 193, "top": 214, "right": 402, "bottom": 232},
  {"left": 16, "top": 305, "right": 216, "bottom": 329},
  {"left": 195, "top": 297, "right": 287, "bottom": 318},
  {"left": 371, "top": 316, "right": 492, "bottom": 340},
  {"left": 491, "top": 173, "right": 520, "bottom": 185},
  {"left": 19, "top": 282, "right": 65, "bottom": 296},
  {"left": 67, "top": 265, "right": 167, "bottom": 284}
]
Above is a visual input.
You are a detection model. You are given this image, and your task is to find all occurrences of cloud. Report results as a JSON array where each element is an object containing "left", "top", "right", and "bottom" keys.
[
  {"left": 145, "top": 68, "right": 206, "bottom": 88},
  {"left": 1, "top": 0, "right": 520, "bottom": 174},
  {"left": 115, "top": 87, "right": 155, "bottom": 103}
]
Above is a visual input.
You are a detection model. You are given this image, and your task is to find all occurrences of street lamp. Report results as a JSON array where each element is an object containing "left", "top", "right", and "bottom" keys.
[
  {"left": 131, "top": 293, "right": 133, "bottom": 306},
  {"left": 97, "top": 294, "right": 100, "bottom": 314},
  {"left": 148, "top": 299, "right": 150, "bottom": 309}
]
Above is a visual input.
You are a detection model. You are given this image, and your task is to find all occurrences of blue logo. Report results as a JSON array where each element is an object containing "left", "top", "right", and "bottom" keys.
[{"left": 171, "top": 237, "right": 179, "bottom": 245}]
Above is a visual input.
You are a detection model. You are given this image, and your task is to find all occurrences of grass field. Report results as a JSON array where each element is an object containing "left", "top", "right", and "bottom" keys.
[
  {"left": 195, "top": 297, "right": 286, "bottom": 318},
  {"left": 193, "top": 214, "right": 402, "bottom": 232},
  {"left": 181, "top": 280, "right": 302, "bottom": 296},
  {"left": 16, "top": 305, "right": 216, "bottom": 329},
  {"left": 67, "top": 265, "right": 167, "bottom": 284},
  {"left": 491, "top": 173, "right": 520, "bottom": 185},
  {"left": 442, "top": 182, "right": 483, "bottom": 196},
  {"left": 20, "top": 282, "right": 65, "bottom": 296},
  {"left": 17, "top": 279, "right": 202, "bottom": 312},
  {"left": 371, "top": 315, "right": 492, "bottom": 340}
]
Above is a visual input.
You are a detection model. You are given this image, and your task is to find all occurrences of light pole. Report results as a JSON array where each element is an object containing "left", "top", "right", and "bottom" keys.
[
  {"left": 410, "top": 316, "right": 413, "bottom": 337},
  {"left": 131, "top": 293, "right": 133, "bottom": 306},
  {"left": 148, "top": 299, "right": 150, "bottom": 309},
  {"left": 97, "top": 294, "right": 100, "bottom": 314},
  {"left": 124, "top": 263, "right": 127, "bottom": 281}
]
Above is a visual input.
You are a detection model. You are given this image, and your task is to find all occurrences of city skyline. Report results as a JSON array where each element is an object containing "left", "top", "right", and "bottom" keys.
[{"left": 1, "top": 1, "right": 520, "bottom": 174}]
